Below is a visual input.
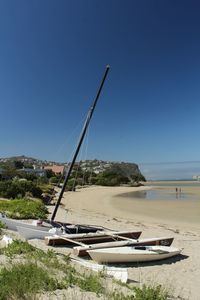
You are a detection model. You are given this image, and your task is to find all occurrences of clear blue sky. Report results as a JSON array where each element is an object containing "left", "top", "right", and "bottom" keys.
[{"left": 1, "top": 0, "right": 200, "bottom": 179}]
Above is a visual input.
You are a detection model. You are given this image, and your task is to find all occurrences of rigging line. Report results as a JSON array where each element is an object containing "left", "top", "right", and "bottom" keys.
[
  {"left": 72, "top": 153, "right": 84, "bottom": 190},
  {"left": 67, "top": 111, "right": 89, "bottom": 161},
  {"left": 54, "top": 108, "right": 92, "bottom": 193},
  {"left": 63, "top": 114, "right": 90, "bottom": 191},
  {"left": 57, "top": 162, "right": 70, "bottom": 186},
  {"left": 73, "top": 125, "right": 91, "bottom": 188},
  {"left": 84, "top": 122, "right": 90, "bottom": 161},
  {"left": 85, "top": 125, "right": 94, "bottom": 186},
  {"left": 82, "top": 124, "right": 91, "bottom": 185},
  {"left": 52, "top": 112, "right": 89, "bottom": 160}
]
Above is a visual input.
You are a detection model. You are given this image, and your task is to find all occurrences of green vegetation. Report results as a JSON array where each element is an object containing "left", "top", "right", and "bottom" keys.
[
  {"left": 133, "top": 284, "right": 169, "bottom": 300},
  {"left": 95, "top": 170, "right": 129, "bottom": 186},
  {"left": 49, "top": 176, "right": 60, "bottom": 184},
  {"left": 0, "top": 240, "right": 104, "bottom": 299},
  {"left": 67, "top": 167, "right": 145, "bottom": 189},
  {"left": 0, "top": 221, "right": 5, "bottom": 229},
  {"left": 0, "top": 220, "right": 5, "bottom": 235},
  {"left": 37, "top": 182, "right": 53, "bottom": 194},
  {"left": 0, "top": 159, "right": 55, "bottom": 200},
  {"left": 0, "top": 240, "right": 35, "bottom": 257},
  {"left": 111, "top": 284, "right": 169, "bottom": 300},
  {"left": 96, "top": 163, "right": 146, "bottom": 186},
  {"left": 0, "top": 180, "right": 42, "bottom": 199},
  {"left": 0, "top": 263, "right": 61, "bottom": 300},
  {"left": 66, "top": 272, "right": 104, "bottom": 295},
  {"left": 0, "top": 198, "right": 48, "bottom": 219},
  {"left": 0, "top": 240, "right": 171, "bottom": 300},
  {"left": 0, "top": 158, "right": 146, "bottom": 197}
]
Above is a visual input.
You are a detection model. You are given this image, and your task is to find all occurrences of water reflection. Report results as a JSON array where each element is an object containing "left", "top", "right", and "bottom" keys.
[{"left": 120, "top": 189, "right": 197, "bottom": 201}]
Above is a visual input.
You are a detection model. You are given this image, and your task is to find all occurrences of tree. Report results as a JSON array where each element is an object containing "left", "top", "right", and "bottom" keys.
[
  {"left": 1, "top": 163, "right": 17, "bottom": 179},
  {"left": 95, "top": 170, "right": 128, "bottom": 186},
  {"left": 49, "top": 177, "right": 59, "bottom": 184},
  {"left": 14, "top": 160, "right": 24, "bottom": 169},
  {"left": 17, "top": 171, "right": 37, "bottom": 181},
  {"left": 130, "top": 174, "right": 146, "bottom": 183},
  {"left": 45, "top": 169, "right": 55, "bottom": 178}
]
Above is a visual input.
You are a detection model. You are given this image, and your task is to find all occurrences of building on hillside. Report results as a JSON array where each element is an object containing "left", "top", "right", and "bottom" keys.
[{"left": 44, "top": 165, "right": 65, "bottom": 175}]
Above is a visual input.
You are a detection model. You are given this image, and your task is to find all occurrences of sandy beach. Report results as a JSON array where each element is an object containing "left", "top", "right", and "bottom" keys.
[{"left": 48, "top": 184, "right": 200, "bottom": 300}]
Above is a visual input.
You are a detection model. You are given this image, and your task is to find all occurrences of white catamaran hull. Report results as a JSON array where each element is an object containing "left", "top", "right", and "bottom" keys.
[
  {"left": 87, "top": 245, "right": 181, "bottom": 264},
  {"left": 0, "top": 213, "right": 51, "bottom": 232},
  {"left": 16, "top": 225, "right": 62, "bottom": 240},
  {"left": 0, "top": 213, "right": 102, "bottom": 236}
]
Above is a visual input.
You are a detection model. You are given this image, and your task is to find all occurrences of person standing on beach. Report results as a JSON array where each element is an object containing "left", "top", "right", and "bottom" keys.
[{"left": 175, "top": 187, "right": 178, "bottom": 198}]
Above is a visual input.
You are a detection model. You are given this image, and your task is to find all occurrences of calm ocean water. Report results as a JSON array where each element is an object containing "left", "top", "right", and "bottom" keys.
[
  {"left": 119, "top": 181, "right": 200, "bottom": 201},
  {"left": 120, "top": 189, "right": 198, "bottom": 201}
]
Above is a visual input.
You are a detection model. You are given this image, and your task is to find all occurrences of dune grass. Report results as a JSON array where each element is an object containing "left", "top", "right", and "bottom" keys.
[
  {"left": 0, "top": 263, "right": 62, "bottom": 300},
  {"left": 0, "top": 240, "right": 104, "bottom": 299},
  {"left": 0, "top": 240, "right": 171, "bottom": 300},
  {"left": 111, "top": 284, "right": 169, "bottom": 300}
]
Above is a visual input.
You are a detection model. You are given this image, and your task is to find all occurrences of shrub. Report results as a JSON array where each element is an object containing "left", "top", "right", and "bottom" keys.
[
  {"left": 110, "top": 284, "right": 169, "bottom": 300},
  {"left": 77, "top": 273, "right": 104, "bottom": 295},
  {"left": 0, "top": 220, "right": 6, "bottom": 235},
  {"left": 0, "top": 220, "right": 5, "bottom": 229},
  {"left": 49, "top": 176, "right": 59, "bottom": 184},
  {"left": 95, "top": 170, "right": 130, "bottom": 186},
  {"left": 63, "top": 271, "right": 104, "bottom": 295},
  {"left": 0, "top": 198, "right": 48, "bottom": 219},
  {"left": 111, "top": 291, "right": 134, "bottom": 300},
  {"left": 133, "top": 284, "right": 169, "bottom": 300},
  {"left": 0, "top": 180, "right": 42, "bottom": 199}
]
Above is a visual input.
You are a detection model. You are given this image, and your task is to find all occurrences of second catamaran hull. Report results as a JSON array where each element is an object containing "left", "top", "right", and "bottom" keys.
[
  {"left": 73, "top": 237, "right": 174, "bottom": 256},
  {"left": 16, "top": 225, "right": 142, "bottom": 241}
]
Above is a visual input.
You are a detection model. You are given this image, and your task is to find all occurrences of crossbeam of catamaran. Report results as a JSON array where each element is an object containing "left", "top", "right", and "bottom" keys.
[{"left": 51, "top": 65, "right": 110, "bottom": 222}]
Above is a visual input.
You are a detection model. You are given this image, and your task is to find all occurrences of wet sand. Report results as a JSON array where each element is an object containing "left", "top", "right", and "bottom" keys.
[
  {"left": 113, "top": 185, "right": 200, "bottom": 233},
  {"left": 47, "top": 184, "right": 200, "bottom": 300}
]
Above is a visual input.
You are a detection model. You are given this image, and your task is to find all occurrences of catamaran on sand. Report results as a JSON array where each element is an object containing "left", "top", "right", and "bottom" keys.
[{"left": 0, "top": 66, "right": 180, "bottom": 266}]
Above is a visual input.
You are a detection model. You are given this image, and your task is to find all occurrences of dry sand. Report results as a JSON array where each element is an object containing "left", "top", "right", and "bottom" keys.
[{"left": 47, "top": 184, "right": 200, "bottom": 300}]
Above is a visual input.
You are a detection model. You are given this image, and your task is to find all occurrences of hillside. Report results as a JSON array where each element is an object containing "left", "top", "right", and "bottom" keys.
[
  {"left": 0, "top": 156, "right": 145, "bottom": 182},
  {"left": 78, "top": 160, "right": 143, "bottom": 179}
]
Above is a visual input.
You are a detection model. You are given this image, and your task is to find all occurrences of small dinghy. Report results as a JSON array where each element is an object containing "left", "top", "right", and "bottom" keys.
[{"left": 87, "top": 245, "right": 181, "bottom": 264}]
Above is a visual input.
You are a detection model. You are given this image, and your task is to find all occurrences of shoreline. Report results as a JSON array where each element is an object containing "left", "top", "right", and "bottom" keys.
[
  {"left": 51, "top": 184, "right": 200, "bottom": 234},
  {"left": 112, "top": 186, "right": 200, "bottom": 234}
]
